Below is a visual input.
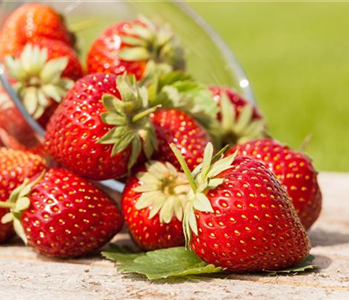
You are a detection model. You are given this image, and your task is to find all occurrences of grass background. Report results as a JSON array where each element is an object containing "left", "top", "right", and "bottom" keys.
[{"left": 189, "top": 2, "right": 349, "bottom": 172}]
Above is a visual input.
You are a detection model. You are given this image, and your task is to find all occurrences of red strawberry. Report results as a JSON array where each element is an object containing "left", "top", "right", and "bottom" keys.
[
  {"left": 0, "top": 128, "right": 45, "bottom": 157},
  {"left": 171, "top": 143, "right": 310, "bottom": 272},
  {"left": 87, "top": 18, "right": 185, "bottom": 80},
  {"left": 0, "top": 148, "right": 46, "bottom": 243},
  {"left": 0, "top": 84, "right": 44, "bottom": 151},
  {"left": 0, "top": 168, "right": 123, "bottom": 257},
  {"left": 209, "top": 86, "right": 267, "bottom": 147},
  {"left": 45, "top": 73, "right": 158, "bottom": 180},
  {"left": 227, "top": 138, "right": 322, "bottom": 230},
  {"left": 151, "top": 109, "right": 212, "bottom": 171},
  {"left": 122, "top": 160, "right": 190, "bottom": 250},
  {"left": 4, "top": 40, "right": 83, "bottom": 128},
  {"left": 0, "top": 3, "right": 74, "bottom": 61}
]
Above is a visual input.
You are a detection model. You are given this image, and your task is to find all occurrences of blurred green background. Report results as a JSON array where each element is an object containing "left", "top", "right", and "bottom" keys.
[{"left": 189, "top": 2, "right": 349, "bottom": 172}]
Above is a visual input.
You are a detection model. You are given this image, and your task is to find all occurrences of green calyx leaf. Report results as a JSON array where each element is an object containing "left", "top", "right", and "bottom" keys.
[
  {"left": 0, "top": 171, "right": 46, "bottom": 244},
  {"left": 98, "top": 74, "right": 158, "bottom": 170},
  {"left": 261, "top": 255, "right": 319, "bottom": 275},
  {"left": 102, "top": 245, "right": 222, "bottom": 280},
  {"left": 214, "top": 90, "right": 268, "bottom": 147},
  {"left": 142, "top": 69, "right": 218, "bottom": 127},
  {"left": 171, "top": 142, "right": 235, "bottom": 247},
  {"left": 133, "top": 161, "right": 191, "bottom": 224},
  {"left": 4, "top": 44, "right": 74, "bottom": 120},
  {"left": 117, "top": 17, "right": 185, "bottom": 72}
]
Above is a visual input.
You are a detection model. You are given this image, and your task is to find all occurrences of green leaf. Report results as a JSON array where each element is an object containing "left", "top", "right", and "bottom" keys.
[
  {"left": 116, "top": 75, "right": 137, "bottom": 105},
  {"left": 261, "top": 255, "right": 319, "bottom": 275},
  {"left": 100, "top": 112, "right": 127, "bottom": 126},
  {"left": 1, "top": 213, "right": 14, "bottom": 224},
  {"left": 40, "top": 57, "right": 68, "bottom": 84},
  {"left": 111, "top": 131, "right": 135, "bottom": 157},
  {"left": 192, "top": 193, "right": 214, "bottom": 213},
  {"left": 13, "top": 218, "right": 27, "bottom": 244},
  {"left": 98, "top": 126, "right": 130, "bottom": 145},
  {"left": 102, "top": 246, "right": 222, "bottom": 280},
  {"left": 128, "top": 135, "right": 142, "bottom": 170},
  {"left": 120, "top": 35, "right": 146, "bottom": 47},
  {"left": 102, "top": 94, "right": 123, "bottom": 113},
  {"left": 235, "top": 104, "right": 253, "bottom": 134},
  {"left": 5, "top": 55, "right": 27, "bottom": 81},
  {"left": 23, "top": 87, "right": 38, "bottom": 115},
  {"left": 201, "top": 142, "right": 214, "bottom": 180},
  {"left": 159, "top": 71, "right": 192, "bottom": 88},
  {"left": 220, "top": 91, "right": 236, "bottom": 131},
  {"left": 102, "top": 245, "right": 143, "bottom": 267},
  {"left": 15, "top": 197, "right": 30, "bottom": 211},
  {"left": 138, "top": 128, "right": 153, "bottom": 159},
  {"left": 118, "top": 47, "right": 151, "bottom": 62}
]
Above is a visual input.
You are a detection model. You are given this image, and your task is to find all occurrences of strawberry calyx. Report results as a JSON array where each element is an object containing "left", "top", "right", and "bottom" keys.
[
  {"left": 98, "top": 75, "right": 159, "bottom": 170},
  {"left": 4, "top": 44, "right": 74, "bottom": 120},
  {"left": 170, "top": 143, "right": 236, "bottom": 247},
  {"left": 133, "top": 161, "right": 191, "bottom": 223},
  {"left": 117, "top": 17, "right": 185, "bottom": 74},
  {"left": 143, "top": 68, "right": 218, "bottom": 127},
  {"left": 215, "top": 91, "right": 267, "bottom": 147},
  {"left": 0, "top": 171, "right": 46, "bottom": 244}
]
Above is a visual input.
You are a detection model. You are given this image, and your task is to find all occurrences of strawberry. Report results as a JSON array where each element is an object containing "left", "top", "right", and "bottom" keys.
[
  {"left": 209, "top": 86, "right": 267, "bottom": 147},
  {"left": 151, "top": 109, "right": 212, "bottom": 171},
  {"left": 227, "top": 138, "right": 322, "bottom": 230},
  {"left": 0, "top": 168, "right": 123, "bottom": 257},
  {"left": 4, "top": 39, "right": 83, "bottom": 128},
  {"left": 122, "top": 160, "right": 190, "bottom": 250},
  {"left": 45, "top": 73, "right": 158, "bottom": 180},
  {"left": 0, "top": 3, "right": 74, "bottom": 61},
  {"left": 87, "top": 18, "right": 185, "bottom": 80},
  {"left": 0, "top": 85, "right": 44, "bottom": 151},
  {"left": 0, "top": 148, "right": 46, "bottom": 243},
  {"left": 171, "top": 143, "right": 310, "bottom": 272}
]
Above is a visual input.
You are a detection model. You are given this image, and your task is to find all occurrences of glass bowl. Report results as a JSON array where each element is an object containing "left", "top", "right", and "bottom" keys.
[{"left": 0, "top": 1, "right": 256, "bottom": 191}]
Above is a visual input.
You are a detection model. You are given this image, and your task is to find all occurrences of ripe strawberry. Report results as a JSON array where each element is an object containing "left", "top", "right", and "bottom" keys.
[
  {"left": 0, "top": 128, "right": 45, "bottom": 156},
  {"left": 171, "top": 143, "right": 310, "bottom": 272},
  {"left": 122, "top": 160, "right": 190, "bottom": 250},
  {"left": 45, "top": 73, "right": 158, "bottom": 180},
  {"left": 227, "top": 138, "right": 322, "bottom": 230},
  {"left": 0, "top": 148, "right": 46, "bottom": 243},
  {"left": 209, "top": 86, "right": 267, "bottom": 147},
  {"left": 1, "top": 168, "right": 123, "bottom": 257},
  {"left": 0, "top": 3, "right": 74, "bottom": 61},
  {"left": 4, "top": 40, "right": 83, "bottom": 128},
  {"left": 0, "top": 85, "right": 45, "bottom": 152},
  {"left": 87, "top": 18, "right": 185, "bottom": 80},
  {"left": 151, "top": 109, "right": 212, "bottom": 171}
]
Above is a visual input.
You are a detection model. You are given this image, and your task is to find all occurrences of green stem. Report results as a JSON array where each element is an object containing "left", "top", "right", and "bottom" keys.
[
  {"left": 132, "top": 105, "right": 161, "bottom": 123},
  {"left": 0, "top": 202, "right": 15, "bottom": 209},
  {"left": 299, "top": 134, "right": 313, "bottom": 152},
  {"left": 170, "top": 143, "right": 197, "bottom": 193},
  {"left": 212, "top": 144, "right": 230, "bottom": 163}
]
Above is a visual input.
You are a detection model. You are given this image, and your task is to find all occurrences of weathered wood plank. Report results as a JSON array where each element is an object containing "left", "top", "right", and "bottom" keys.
[{"left": 0, "top": 172, "right": 349, "bottom": 300}]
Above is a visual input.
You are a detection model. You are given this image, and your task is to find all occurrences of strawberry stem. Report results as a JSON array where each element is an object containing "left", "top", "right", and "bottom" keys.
[
  {"left": 299, "top": 134, "right": 313, "bottom": 152},
  {"left": 132, "top": 105, "right": 161, "bottom": 123},
  {"left": 170, "top": 143, "right": 197, "bottom": 193},
  {"left": 0, "top": 202, "right": 15, "bottom": 209}
]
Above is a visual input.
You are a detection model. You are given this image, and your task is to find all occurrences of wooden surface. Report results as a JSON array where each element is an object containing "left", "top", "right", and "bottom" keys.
[{"left": 1, "top": 172, "right": 349, "bottom": 300}]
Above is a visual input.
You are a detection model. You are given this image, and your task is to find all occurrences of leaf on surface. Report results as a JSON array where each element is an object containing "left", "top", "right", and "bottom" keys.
[
  {"left": 261, "top": 255, "right": 319, "bottom": 275},
  {"left": 102, "top": 246, "right": 222, "bottom": 280}
]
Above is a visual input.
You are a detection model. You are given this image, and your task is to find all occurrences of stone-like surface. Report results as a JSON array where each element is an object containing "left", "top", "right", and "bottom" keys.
[{"left": 0, "top": 172, "right": 349, "bottom": 300}]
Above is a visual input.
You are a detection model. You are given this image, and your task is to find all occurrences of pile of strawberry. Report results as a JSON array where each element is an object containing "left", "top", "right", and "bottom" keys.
[{"left": 0, "top": 4, "right": 321, "bottom": 276}]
